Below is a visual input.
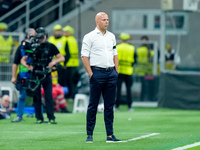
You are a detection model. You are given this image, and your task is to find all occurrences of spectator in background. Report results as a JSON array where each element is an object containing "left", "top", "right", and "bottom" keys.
[
  {"left": 48, "top": 24, "right": 70, "bottom": 87},
  {"left": 63, "top": 25, "right": 79, "bottom": 99},
  {"left": 135, "top": 35, "right": 154, "bottom": 76},
  {"left": 0, "top": 22, "right": 13, "bottom": 60},
  {"left": 0, "top": 22, "right": 13, "bottom": 81},
  {"left": 135, "top": 36, "right": 154, "bottom": 101},
  {"left": 0, "top": 95, "right": 11, "bottom": 119},
  {"left": 165, "top": 43, "right": 175, "bottom": 70},
  {"left": 115, "top": 33, "right": 135, "bottom": 112}
]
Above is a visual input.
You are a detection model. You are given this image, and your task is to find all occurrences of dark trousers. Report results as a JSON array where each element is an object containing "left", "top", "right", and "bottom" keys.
[
  {"left": 87, "top": 68, "right": 118, "bottom": 136},
  {"left": 66, "top": 67, "right": 78, "bottom": 98},
  {"left": 33, "top": 74, "right": 55, "bottom": 121},
  {"left": 58, "top": 67, "right": 68, "bottom": 87},
  {"left": 58, "top": 67, "right": 78, "bottom": 98},
  {"left": 116, "top": 74, "right": 133, "bottom": 108}
]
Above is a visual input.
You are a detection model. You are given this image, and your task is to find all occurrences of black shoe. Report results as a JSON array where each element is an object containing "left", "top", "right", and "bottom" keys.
[
  {"left": 49, "top": 119, "right": 57, "bottom": 124},
  {"left": 11, "top": 117, "right": 22, "bottom": 123},
  {"left": 106, "top": 135, "right": 121, "bottom": 143},
  {"left": 86, "top": 135, "right": 93, "bottom": 143},
  {"left": 61, "top": 107, "right": 72, "bottom": 113},
  {"left": 34, "top": 119, "right": 43, "bottom": 124}
]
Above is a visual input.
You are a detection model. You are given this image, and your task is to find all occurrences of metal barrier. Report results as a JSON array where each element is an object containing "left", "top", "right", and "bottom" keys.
[
  {"left": 0, "top": 57, "right": 14, "bottom": 82},
  {"left": 0, "top": 32, "right": 24, "bottom": 82},
  {"left": 0, "top": 0, "right": 102, "bottom": 32}
]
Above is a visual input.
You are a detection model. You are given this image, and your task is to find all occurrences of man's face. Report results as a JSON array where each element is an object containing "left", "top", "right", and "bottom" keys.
[
  {"left": 37, "top": 35, "right": 47, "bottom": 43},
  {"left": 31, "top": 30, "right": 36, "bottom": 35},
  {"left": 63, "top": 31, "right": 70, "bottom": 37},
  {"left": 27, "top": 30, "right": 36, "bottom": 39},
  {"left": 54, "top": 30, "right": 62, "bottom": 37},
  {"left": 97, "top": 13, "right": 109, "bottom": 31},
  {"left": 1, "top": 96, "right": 10, "bottom": 108},
  {"left": 0, "top": 29, "right": 6, "bottom": 32}
]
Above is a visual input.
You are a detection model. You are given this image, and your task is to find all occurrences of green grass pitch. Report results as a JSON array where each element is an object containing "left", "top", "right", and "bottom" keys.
[{"left": 0, "top": 106, "right": 200, "bottom": 150}]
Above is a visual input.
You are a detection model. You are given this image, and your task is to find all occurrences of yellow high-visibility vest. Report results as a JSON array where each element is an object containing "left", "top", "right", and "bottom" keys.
[
  {"left": 51, "top": 71, "right": 58, "bottom": 85},
  {"left": 65, "top": 36, "right": 79, "bottom": 67},
  {"left": 135, "top": 46, "right": 154, "bottom": 75},
  {"left": 0, "top": 35, "right": 13, "bottom": 63},
  {"left": 48, "top": 36, "right": 67, "bottom": 66},
  {"left": 136, "top": 46, "right": 149, "bottom": 64},
  {"left": 117, "top": 43, "right": 135, "bottom": 75}
]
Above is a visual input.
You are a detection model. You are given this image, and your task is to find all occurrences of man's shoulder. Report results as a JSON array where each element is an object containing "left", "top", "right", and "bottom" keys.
[
  {"left": 46, "top": 42, "right": 59, "bottom": 53},
  {"left": 16, "top": 45, "right": 22, "bottom": 51},
  {"left": 48, "top": 36, "right": 55, "bottom": 40},
  {"left": 85, "top": 29, "right": 96, "bottom": 36},
  {"left": 45, "top": 41, "right": 54, "bottom": 46},
  {"left": 45, "top": 41, "right": 52, "bottom": 44},
  {"left": 42, "top": 42, "right": 56, "bottom": 50},
  {"left": 14, "top": 45, "right": 22, "bottom": 56},
  {"left": 0, "top": 105, "right": 4, "bottom": 109},
  {"left": 83, "top": 30, "right": 96, "bottom": 41}
]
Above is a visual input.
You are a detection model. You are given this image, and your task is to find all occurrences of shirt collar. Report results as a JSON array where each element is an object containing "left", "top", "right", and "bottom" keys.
[
  {"left": 94, "top": 27, "right": 107, "bottom": 35},
  {"left": 0, "top": 104, "right": 5, "bottom": 109}
]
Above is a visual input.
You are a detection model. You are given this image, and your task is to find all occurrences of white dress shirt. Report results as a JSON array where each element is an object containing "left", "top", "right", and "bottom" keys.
[{"left": 81, "top": 28, "right": 118, "bottom": 68}]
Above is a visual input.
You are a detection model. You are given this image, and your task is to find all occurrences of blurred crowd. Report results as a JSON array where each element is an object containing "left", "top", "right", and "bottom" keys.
[
  {"left": 0, "top": 0, "right": 78, "bottom": 31},
  {"left": 0, "top": 0, "right": 24, "bottom": 17}
]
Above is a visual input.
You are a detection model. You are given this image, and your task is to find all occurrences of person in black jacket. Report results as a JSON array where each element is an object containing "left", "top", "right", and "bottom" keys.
[{"left": 21, "top": 27, "right": 65, "bottom": 124}]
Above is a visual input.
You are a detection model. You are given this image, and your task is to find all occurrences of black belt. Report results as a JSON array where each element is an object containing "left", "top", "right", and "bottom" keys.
[{"left": 91, "top": 66, "right": 114, "bottom": 72}]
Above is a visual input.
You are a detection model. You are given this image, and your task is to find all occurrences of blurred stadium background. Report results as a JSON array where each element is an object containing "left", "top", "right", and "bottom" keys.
[{"left": 1, "top": 0, "right": 200, "bottom": 110}]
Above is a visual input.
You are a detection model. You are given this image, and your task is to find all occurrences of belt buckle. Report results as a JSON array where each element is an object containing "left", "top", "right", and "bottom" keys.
[{"left": 106, "top": 67, "right": 112, "bottom": 71}]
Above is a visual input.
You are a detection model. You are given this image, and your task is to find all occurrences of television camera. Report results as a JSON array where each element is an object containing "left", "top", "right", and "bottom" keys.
[{"left": 20, "top": 33, "right": 59, "bottom": 96}]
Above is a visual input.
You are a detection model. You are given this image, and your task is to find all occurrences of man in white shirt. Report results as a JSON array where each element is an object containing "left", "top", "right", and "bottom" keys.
[{"left": 81, "top": 12, "right": 121, "bottom": 143}]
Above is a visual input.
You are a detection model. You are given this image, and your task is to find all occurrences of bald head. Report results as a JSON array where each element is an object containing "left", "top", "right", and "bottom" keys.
[
  {"left": 95, "top": 12, "right": 107, "bottom": 21},
  {"left": 95, "top": 12, "right": 109, "bottom": 34}
]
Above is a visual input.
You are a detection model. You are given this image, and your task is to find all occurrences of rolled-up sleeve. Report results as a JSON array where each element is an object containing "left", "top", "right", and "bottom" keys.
[{"left": 81, "top": 34, "right": 91, "bottom": 57}]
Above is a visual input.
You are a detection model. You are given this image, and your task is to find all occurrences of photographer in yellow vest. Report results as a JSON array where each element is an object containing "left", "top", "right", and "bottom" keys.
[{"left": 115, "top": 33, "right": 135, "bottom": 112}]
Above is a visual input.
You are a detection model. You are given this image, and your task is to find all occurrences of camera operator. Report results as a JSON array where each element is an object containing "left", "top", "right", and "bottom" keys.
[
  {"left": 11, "top": 28, "right": 38, "bottom": 123},
  {"left": 21, "top": 27, "right": 65, "bottom": 124}
]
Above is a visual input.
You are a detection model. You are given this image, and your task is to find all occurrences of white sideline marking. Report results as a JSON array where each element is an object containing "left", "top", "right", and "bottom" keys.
[
  {"left": 122, "top": 133, "right": 160, "bottom": 142},
  {"left": 172, "top": 142, "right": 200, "bottom": 150}
]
